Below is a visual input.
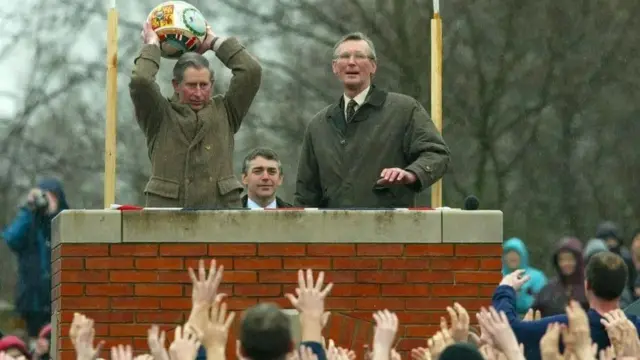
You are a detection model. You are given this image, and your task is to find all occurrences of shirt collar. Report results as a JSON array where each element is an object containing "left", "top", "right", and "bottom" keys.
[
  {"left": 247, "top": 197, "right": 277, "bottom": 209},
  {"left": 343, "top": 86, "right": 370, "bottom": 107}
]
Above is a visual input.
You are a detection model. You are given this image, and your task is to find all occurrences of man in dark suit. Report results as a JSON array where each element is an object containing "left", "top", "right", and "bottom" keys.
[{"left": 241, "top": 148, "right": 292, "bottom": 209}]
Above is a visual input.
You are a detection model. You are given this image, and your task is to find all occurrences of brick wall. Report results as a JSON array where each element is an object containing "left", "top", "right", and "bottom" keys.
[{"left": 52, "top": 242, "right": 502, "bottom": 360}]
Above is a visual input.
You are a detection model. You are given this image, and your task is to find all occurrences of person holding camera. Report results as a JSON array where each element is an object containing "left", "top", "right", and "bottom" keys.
[{"left": 1, "top": 178, "right": 69, "bottom": 342}]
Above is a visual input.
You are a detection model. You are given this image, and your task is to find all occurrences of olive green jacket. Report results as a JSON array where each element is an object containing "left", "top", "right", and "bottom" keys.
[
  {"left": 294, "top": 86, "right": 450, "bottom": 208},
  {"left": 129, "top": 38, "right": 262, "bottom": 208}
]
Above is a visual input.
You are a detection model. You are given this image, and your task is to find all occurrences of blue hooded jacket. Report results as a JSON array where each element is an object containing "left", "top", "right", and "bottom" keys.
[
  {"left": 1, "top": 178, "right": 69, "bottom": 314},
  {"left": 502, "top": 237, "right": 547, "bottom": 315}
]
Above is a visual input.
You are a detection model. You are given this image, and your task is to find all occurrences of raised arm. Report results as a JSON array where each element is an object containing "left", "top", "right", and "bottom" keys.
[
  {"left": 1, "top": 207, "right": 35, "bottom": 253},
  {"left": 128, "top": 22, "right": 169, "bottom": 139},
  {"left": 294, "top": 124, "right": 323, "bottom": 207},
  {"left": 403, "top": 100, "right": 451, "bottom": 191},
  {"left": 213, "top": 37, "right": 262, "bottom": 133}
]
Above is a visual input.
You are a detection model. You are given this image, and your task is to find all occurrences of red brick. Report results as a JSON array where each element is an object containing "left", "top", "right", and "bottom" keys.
[
  {"left": 455, "top": 271, "right": 502, "bottom": 284},
  {"left": 405, "top": 325, "right": 440, "bottom": 337},
  {"left": 381, "top": 284, "right": 430, "bottom": 297},
  {"left": 185, "top": 284, "right": 233, "bottom": 296},
  {"left": 325, "top": 298, "right": 357, "bottom": 310},
  {"left": 234, "top": 284, "right": 282, "bottom": 296},
  {"left": 159, "top": 244, "right": 208, "bottom": 256},
  {"left": 184, "top": 257, "right": 233, "bottom": 270},
  {"left": 324, "top": 271, "right": 356, "bottom": 283},
  {"left": 85, "top": 257, "right": 134, "bottom": 269},
  {"left": 307, "top": 244, "right": 355, "bottom": 257},
  {"left": 356, "top": 271, "right": 404, "bottom": 283},
  {"left": 209, "top": 244, "right": 257, "bottom": 256},
  {"left": 283, "top": 258, "right": 331, "bottom": 269},
  {"left": 110, "top": 271, "right": 158, "bottom": 282},
  {"left": 396, "top": 338, "right": 426, "bottom": 351},
  {"left": 85, "top": 284, "right": 133, "bottom": 296},
  {"left": 110, "top": 244, "right": 158, "bottom": 256},
  {"left": 135, "top": 258, "right": 184, "bottom": 269},
  {"left": 333, "top": 258, "right": 379, "bottom": 269},
  {"left": 58, "top": 337, "right": 74, "bottom": 351},
  {"left": 60, "top": 258, "right": 84, "bottom": 270},
  {"left": 136, "top": 311, "right": 184, "bottom": 323},
  {"left": 59, "top": 324, "right": 108, "bottom": 338},
  {"left": 455, "top": 244, "right": 502, "bottom": 256},
  {"left": 457, "top": 299, "right": 491, "bottom": 312},
  {"left": 111, "top": 297, "right": 160, "bottom": 309},
  {"left": 405, "top": 298, "right": 455, "bottom": 310},
  {"left": 480, "top": 258, "right": 502, "bottom": 270},
  {"left": 160, "top": 298, "right": 192, "bottom": 310},
  {"left": 331, "top": 284, "right": 380, "bottom": 297},
  {"left": 109, "top": 324, "right": 149, "bottom": 337},
  {"left": 259, "top": 271, "right": 298, "bottom": 283},
  {"left": 406, "top": 271, "right": 453, "bottom": 283},
  {"left": 404, "top": 244, "right": 454, "bottom": 256},
  {"left": 135, "top": 284, "right": 184, "bottom": 297},
  {"left": 479, "top": 285, "right": 495, "bottom": 297},
  {"left": 258, "top": 244, "right": 305, "bottom": 256},
  {"left": 381, "top": 259, "right": 429, "bottom": 270},
  {"left": 59, "top": 350, "right": 76, "bottom": 360},
  {"left": 235, "top": 258, "right": 282, "bottom": 270},
  {"left": 395, "top": 312, "right": 443, "bottom": 324},
  {"left": 156, "top": 271, "right": 188, "bottom": 283},
  {"left": 356, "top": 244, "right": 403, "bottom": 256},
  {"left": 226, "top": 298, "right": 258, "bottom": 310},
  {"left": 431, "top": 285, "right": 479, "bottom": 297},
  {"left": 223, "top": 271, "right": 257, "bottom": 283},
  {"left": 356, "top": 298, "right": 405, "bottom": 310},
  {"left": 430, "top": 258, "right": 480, "bottom": 270},
  {"left": 60, "top": 311, "right": 134, "bottom": 324},
  {"left": 58, "top": 284, "right": 84, "bottom": 296},
  {"left": 60, "top": 297, "right": 109, "bottom": 310},
  {"left": 60, "top": 244, "right": 109, "bottom": 257},
  {"left": 61, "top": 271, "right": 109, "bottom": 283}
]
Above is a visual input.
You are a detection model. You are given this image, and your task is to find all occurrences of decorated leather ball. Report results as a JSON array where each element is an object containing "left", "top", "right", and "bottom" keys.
[{"left": 147, "top": 1, "right": 208, "bottom": 59}]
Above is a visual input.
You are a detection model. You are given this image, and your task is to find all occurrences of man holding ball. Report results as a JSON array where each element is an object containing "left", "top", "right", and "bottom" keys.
[{"left": 130, "top": 20, "right": 262, "bottom": 208}]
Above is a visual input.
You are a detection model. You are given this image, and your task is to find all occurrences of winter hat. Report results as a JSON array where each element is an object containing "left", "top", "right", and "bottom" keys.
[
  {"left": 0, "top": 335, "right": 30, "bottom": 357},
  {"left": 584, "top": 238, "right": 608, "bottom": 262}
]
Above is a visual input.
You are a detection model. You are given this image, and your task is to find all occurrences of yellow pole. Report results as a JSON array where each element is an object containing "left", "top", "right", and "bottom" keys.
[
  {"left": 430, "top": 1, "right": 443, "bottom": 208},
  {"left": 104, "top": 0, "right": 118, "bottom": 208}
]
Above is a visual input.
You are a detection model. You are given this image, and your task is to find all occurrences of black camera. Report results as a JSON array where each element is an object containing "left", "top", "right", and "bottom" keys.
[{"left": 28, "top": 190, "right": 49, "bottom": 211}]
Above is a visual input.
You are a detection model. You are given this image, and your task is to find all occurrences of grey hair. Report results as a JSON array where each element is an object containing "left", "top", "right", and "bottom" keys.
[
  {"left": 242, "top": 147, "right": 283, "bottom": 175},
  {"left": 332, "top": 32, "right": 377, "bottom": 61},
  {"left": 172, "top": 52, "right": 214, "bottom": 83}
]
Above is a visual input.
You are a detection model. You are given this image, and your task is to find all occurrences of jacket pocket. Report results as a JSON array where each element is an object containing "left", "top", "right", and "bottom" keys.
[
  {"left": 144, "top": 176, "right": 180, "bottom": 199},
  {"left": 217, "top": 175, "right": 244, "bottom": 196}
]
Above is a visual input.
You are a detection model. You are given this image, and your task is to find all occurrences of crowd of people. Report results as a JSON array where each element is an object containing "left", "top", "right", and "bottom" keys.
[
  {"left": 502, "top": 222, "right": 640, "bottom": 318},
  {"left": 1, "top": 253, "right": 639, "bottom": 360}
]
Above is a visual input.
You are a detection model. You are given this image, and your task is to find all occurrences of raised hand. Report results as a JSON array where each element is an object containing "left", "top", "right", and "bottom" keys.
[
  {"left": 186, "top": 259, "right": 224, "bottom": 335},
  {"left": 147, "top": 325, "right": 170, "bottom": 360},
  {"left": 169, "top": 326, "right": 202, "bottom": 360}
]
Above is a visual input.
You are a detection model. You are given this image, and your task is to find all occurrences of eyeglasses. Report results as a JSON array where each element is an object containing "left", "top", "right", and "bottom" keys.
[{"left": 334, "top": 52, "right": 374, "bottom": 61}]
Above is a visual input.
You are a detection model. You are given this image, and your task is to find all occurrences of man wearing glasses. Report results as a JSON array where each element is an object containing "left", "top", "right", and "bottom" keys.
[
  {"left": 130, "top": 22, "right": 262, "bottom": 208},
  {"left": 294, "top": 32, "right": 450, "bottom": 208}
]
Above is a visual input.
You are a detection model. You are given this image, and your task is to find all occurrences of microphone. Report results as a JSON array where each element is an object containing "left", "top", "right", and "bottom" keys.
[{"left": 464, "top": 195, "right": 479, "bottom": 210}]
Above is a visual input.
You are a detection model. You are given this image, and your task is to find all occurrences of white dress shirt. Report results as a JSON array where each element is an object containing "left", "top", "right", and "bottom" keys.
[
  {"left": 247, "top": 197, "right": 277, "bottom": 209},
  {"left": 343, "top": 86, "right": 370, "bottom": 121}
]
